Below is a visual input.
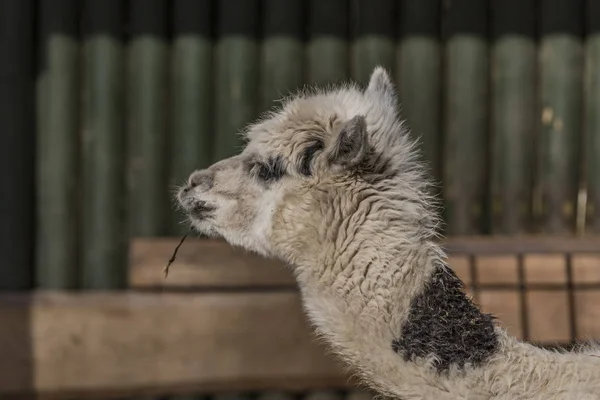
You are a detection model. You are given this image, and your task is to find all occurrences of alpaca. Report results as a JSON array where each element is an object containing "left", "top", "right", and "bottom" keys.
[{"left": 176, "top": 67, "right": 600, "bottom": 399}]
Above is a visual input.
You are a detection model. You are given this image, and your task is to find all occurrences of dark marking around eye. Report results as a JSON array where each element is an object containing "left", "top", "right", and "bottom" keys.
[
  {"left": 299, "top": 140, "right": 325, "bottom": 176},
  {"left": 256, "top": 155, "right": 286, "bottom": 183}
]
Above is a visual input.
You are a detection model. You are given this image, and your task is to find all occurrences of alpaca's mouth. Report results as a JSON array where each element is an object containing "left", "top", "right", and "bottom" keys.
[
  {"left": 191, "top": 201, "right": 214, "bottom": 217},
  {"left": 177, "top": 190, "right": 215, "bottom": 219}
]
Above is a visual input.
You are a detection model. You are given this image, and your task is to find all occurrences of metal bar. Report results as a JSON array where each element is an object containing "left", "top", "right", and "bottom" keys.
[
  {"left": 536, "top": 0, "right": 584, "bottom": 234},
  {"left": 307, "top": 0, "right": 349, "bottom": 86},
  {"left": 213, "top": 0, "right": 260, "bottom": 161},
  {"left": 36, "top": 0, "right": 81, "bottom": 289},
  {"left": 350, "top": 0, "right": 395, "bottom": 83},
  {"left": 0, "top": 0, "right": 36, "bottom": 290},
  {"left": 169, "top": 0, "right": 214, "bottom": 234},
  {"left": 260, "top": 0, "right": 304, "bottom": 111},
  {"left": 585, "top": 0, "right": 600, "bottom": 233},
  {"left": 127, "top": 0, "right": 169, "bottom": 236},
  {"left": 489, "top": 0, "right": 536, "bottom": 234},
  {"left": 441, "top": 0, "right": 490, "bottom": 235},
  {"left": 397, "top": 0, "right": 442, "bottom": 185}
]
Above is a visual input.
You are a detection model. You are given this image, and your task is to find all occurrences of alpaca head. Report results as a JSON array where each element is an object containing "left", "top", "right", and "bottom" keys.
[{"left": 177, "top": 67, "right": 437, "bottom": 263}]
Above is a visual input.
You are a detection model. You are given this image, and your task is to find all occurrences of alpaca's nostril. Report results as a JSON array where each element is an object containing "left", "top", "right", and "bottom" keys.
[{"left": 188, "top": 170, "right": 213, "bottom": 190}]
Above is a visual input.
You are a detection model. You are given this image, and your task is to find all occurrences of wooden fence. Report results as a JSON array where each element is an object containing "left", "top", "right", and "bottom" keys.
[
  {"left": 1, "top": 0, "right": 599, "bottom": 399},
  {"left": 1, "top": 236, "right": 599, "bottom": 400}
]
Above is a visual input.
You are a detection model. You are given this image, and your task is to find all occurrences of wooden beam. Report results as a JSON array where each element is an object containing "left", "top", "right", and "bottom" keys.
[
  {"left": 129, "top": 237, "right": 295, "bottom": 289},
  {"left": 127, "top": 236, "right": 600, "bottom": 345},
  {"left": 129, "top": 236, "right": 600, "bottom": 289},
  {"left": 442, "top": 235, "right": 600, "bottom": 254},
  {"left": 0, "top": 291, "right": 349, "bottom": 399}
]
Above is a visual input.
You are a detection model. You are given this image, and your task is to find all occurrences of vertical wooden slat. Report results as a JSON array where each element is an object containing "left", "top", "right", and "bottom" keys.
[
  {"left": 127, "top": 0, "right": 169, "bottom": 236},
  {"left": 585, "top": 0, "right": 600, "bottom": 233},
  {"left": 0, "top": 0, "right": 35, "bottom": 290},
  {"left": 169, "top": 0, "right": 213, "bottom": 234},
  {"left": 307, "top": 0, "right": 349, "bottom": 86},
  {"left": 442, "top": 0, "right": 490, "bottom": 235},
  {"left": 350, "top": 0, "right": 395, "bottom": 83},
  {"left": 536, "top": 0, "right": 584, "bottom": 234},
  {"left": 36, "top": 0, "right": 80, "bottom": 289},
  {"left": 214, "top": 0, "right": 260, "bottom": 161},
  {"left": 261, "top": 0, "right": 305, "bottom": 111},
  {"left": 397, "top": 0, "right": 442, "bottom": 184},
  {"left": 489, "top": 0, "right": 536, "bottom": 234},
  {"left": 81, "top": 0, "right": 127, "bottom": 289}
]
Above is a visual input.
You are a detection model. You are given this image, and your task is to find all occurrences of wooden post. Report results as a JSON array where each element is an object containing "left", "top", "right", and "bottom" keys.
[
  {"left": 307, "top": 0, "right": 349, "bottom": 86},
  {"left": 214, "top": 0, "right": 260, "bottom": 161},
  {"left": 489, "top": 0, "right": 536, "bottom": 234},
  {"left": 80, "top": 0, "right": 127, "bottom": 289},
  {"left": 536, "top": 0, "right": 584, "bottom": 234},
  {"left": 261, "top": 0, "right": 305, "bottom": 111},
  {"left": 0, "top": 0, "right": 35, "bottom": 290},
  {"left": 36, "top": 0, "right": 80, "bottom": 289},
  {"left": 585, "top": 0, "right": 600, "bottom": 233},
  {"left": 397, "top": 0, "right": 442, "bottom": 185},
  {"left": 350, "top": 0, "right": 395, "bottom": 84},
  {"left": 127, "top": 0, "right": 169, "bottom": 236},
  {"left": 169, "top": 0, "right": 214, "bottom": 235},
  {"left": 442, "top": 0, "right": 490, "bottom": 235}
]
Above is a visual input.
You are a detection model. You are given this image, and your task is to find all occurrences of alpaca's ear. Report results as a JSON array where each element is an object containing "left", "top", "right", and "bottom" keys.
[
  {"left": 366, "top": 66, "right": 396, "bottom": 103},
  {"left": 328, "top": 115, "right": 368, "bottom": 169}
]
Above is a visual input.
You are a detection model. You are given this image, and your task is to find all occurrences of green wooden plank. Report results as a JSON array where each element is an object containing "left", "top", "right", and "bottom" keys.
[
  {"left": 536, "top": 0, "right": 584, "bottom": 234},
  {"left": 36, "top": 0, "right": 80, "bottom": 289},
  {"left": 261, "top": 0, "right": 304, "bottom": 111},
  {"left": 489, "top": 0, "right": 536, "bottom": 234},
  {"left": 169, "top": 0, "right": 213, "bottom": 235},
  {"left": 442, "top": 0, "right": 490, "bottom": 235},
  {"left": 351, "top": 0, "right": 395, "bottom": 83},
  {"left": 0, "top": 0, "right": 35, "bottom": 290},
  {"left": 397, "top": 0, "right": 442, "bottom": 185},
  {"left": 585, "top": 1, "right": 600, "bottom": 233},
  {"left": 127, "top": 0, "right": 169, "bottom": 236},
  {"left": 214, "top": 0, "right": 260, "bottom": 161},
  {"left": 307, "top": 0, "right": 349, "bottom": 86},
  {"left": 81, "top": 0, "right": 127, "bottom": 289}
]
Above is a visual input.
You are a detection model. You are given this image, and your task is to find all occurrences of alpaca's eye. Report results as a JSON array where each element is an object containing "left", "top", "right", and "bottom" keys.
[{"left": 253, "top": 156, "right": 285, "bottom": 183}]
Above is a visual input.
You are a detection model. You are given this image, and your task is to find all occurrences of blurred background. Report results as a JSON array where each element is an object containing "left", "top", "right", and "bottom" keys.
[{"left": 1, "top": 0, "right": 599, "bottom": 399}]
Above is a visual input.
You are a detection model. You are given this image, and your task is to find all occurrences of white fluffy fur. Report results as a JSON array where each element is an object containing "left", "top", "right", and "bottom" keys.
[{"left": 177, "top": 67, "right": 600, "bottom": 399}]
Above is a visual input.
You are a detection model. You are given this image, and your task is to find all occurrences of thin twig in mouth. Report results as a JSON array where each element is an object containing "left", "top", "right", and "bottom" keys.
[{"left": 163, "top": 233, "right": 188, "bottom": 278}]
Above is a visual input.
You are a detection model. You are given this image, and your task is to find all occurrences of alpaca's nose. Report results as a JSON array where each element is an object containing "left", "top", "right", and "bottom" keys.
[{"left": 187, "top": 170, "right": 213, "bottom": 191}]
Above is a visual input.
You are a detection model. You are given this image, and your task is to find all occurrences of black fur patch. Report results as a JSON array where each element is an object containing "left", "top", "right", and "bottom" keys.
[
  {"left": 392, "top": 264, "right": 499, "bottom": 373},
  {"left": 299, "top": 140, "right": 324, "bottom": 176}
]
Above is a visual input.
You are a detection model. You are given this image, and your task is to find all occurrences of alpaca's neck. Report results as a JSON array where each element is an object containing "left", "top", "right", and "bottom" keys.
[{"left": 293, "top": 236, "right": 600, "bottom": 399}]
